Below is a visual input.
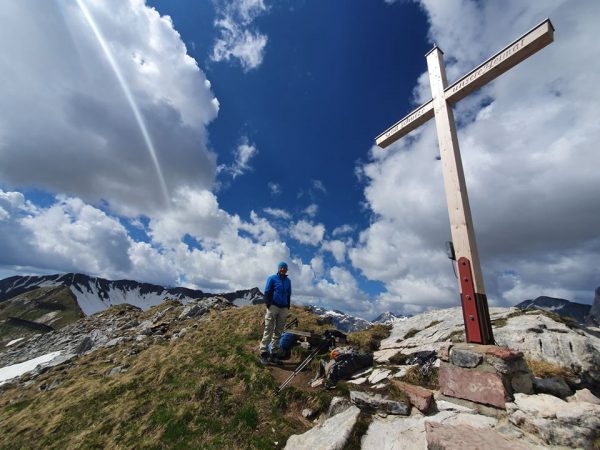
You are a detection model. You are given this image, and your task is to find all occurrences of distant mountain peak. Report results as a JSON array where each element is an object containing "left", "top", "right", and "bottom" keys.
[
  {"left": 372, "top": 311, "right": 410, "bottom": 325},
  {"left": 516, "top": 295, "right": 591, "bottom": 324}
]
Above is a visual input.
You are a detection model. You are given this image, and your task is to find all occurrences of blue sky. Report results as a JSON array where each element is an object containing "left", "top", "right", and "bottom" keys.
[{"left": 0, "top": 1, "right": 599, "bottom": 319}]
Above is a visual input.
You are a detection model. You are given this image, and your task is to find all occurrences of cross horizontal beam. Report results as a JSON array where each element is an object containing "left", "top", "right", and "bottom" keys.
[{"left": 376, "top": 19, "right": 554, "bottom": 148}]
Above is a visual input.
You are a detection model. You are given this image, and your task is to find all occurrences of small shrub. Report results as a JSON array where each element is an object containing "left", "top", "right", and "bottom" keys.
[
  {"left": 447, "top": 329, "right": 464, "bottom": 343},
  {"left": 403, "top": 328, "right": 420, "bottom": 339},
  {"left": 401, "top": 366, "right": 439, "bottom": 390},
  {"left": 526, "top": 358, "right": 575, "bottom": 379},
  {"left": 347, "top": 324, "right": 391, "bottom": 351},
  {"left": 424, "top": 320, "right": 442, "bottom": 330},
  {"left": 388, "top": 352, "right": 411, "bottom": 365},
  {"left": 344, "top": 412, "right": 373, "bottom": 450}
]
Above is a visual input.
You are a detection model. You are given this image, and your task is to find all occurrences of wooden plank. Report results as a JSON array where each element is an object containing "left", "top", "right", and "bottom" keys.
[
  {"left": 445, "top": 19, "right": 554, "bottom": 105},
  {"left": 376, "top": 19, "right": 554, "bottom": 149},
  {"left": 376, "top": 100, "right": 434, "bottom": 148},
  {"left": 426, "top": 47, "right": 486, "bottom": 295}
]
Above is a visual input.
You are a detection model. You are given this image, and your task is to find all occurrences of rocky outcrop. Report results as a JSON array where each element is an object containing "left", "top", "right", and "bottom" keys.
[
  {"left": 493, "top": 312, "right": 600, "bottom": 391},
  {"left": 507, "top": 393, "right": 600, "bottom": 448},
  {"left": 0, "top": 297, "right": 231, "bottom": 379},
  {"left": 375, "top": 307, "right": 515, "bottom": 362},
  {"left": 374, "top": 306, "right": 600, "bottom": 395}
]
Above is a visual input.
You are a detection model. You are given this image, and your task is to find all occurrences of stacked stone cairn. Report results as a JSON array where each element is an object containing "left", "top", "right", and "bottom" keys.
[{"left": 438, "top": 343, "right": 533, "bottom": 409}]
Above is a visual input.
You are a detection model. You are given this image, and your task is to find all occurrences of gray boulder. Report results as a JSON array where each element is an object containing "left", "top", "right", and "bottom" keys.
[{"left": 532, "top": 376, "right": 572, "bottom": 399}]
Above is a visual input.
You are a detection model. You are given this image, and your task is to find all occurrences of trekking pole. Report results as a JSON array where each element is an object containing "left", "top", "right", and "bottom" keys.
[
  {"left": 283, "top": 317, "right": 298, "bottom": 332},
  {"left": 274, "top": 331, "right": 334, "bottom": 395}
]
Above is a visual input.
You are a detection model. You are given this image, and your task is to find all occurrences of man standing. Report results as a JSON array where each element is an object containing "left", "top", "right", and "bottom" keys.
[{"left": 259, "top": 261, "right": 291, "bottom": 365}]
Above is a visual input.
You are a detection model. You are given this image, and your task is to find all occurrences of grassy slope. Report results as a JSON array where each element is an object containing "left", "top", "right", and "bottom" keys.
[
  {"left": 0, "top": 303, "right": 355, "bottom": 449},
  {"left": 0, "top": 287, "right": 84, "bottom": 344}
]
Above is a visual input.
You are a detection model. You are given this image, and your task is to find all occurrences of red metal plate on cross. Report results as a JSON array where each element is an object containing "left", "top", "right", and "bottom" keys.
[{"left": 457, "top": 257, "right": 483, "bottom": 343}]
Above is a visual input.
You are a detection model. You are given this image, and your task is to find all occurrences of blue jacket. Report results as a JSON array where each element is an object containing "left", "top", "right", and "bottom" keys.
[{"left": 264, "top": 273, "right": 291, "bottom": 308}]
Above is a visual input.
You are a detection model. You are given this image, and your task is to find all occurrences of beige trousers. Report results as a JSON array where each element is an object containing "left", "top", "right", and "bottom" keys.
[{"left": 259, "top": 305, "right": 288, "bottom": 354}]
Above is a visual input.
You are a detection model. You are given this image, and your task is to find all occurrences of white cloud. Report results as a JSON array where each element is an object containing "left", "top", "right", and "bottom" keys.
[
  {"left": 351, "top": 0, "right": 600, "bottom": 314},
  {"left": 211, "top": 0, "right": 268, "bottom": 71},
  {"left": 263, "top": 207, "right": 290, "bottom": 219},
  {"left": 218, "top": 137, "right": 258, "bottom": 179},
  {"left": 311, "top": 179, "right": 327, "bottom": 195},
  {"left": 332, "top": 224, "right": 354, "bottom": 237},
  {"left": 289, "top": 220, "right": 325, "bottom": 246},
  {"left": 303, "top": 203, "right": 318, "bottom": 218},
  {"left": 322, "top": 240, "right": 347, "bottom": 263},
  {"left": 0, "top": 192, "right": 132, "bottom": 278},
  {"left": 0, "top": 0, "right": 219, "bottom": 217}
]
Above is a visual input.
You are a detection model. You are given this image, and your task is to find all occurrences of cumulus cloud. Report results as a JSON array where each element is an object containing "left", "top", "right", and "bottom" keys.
[
  {"left": 211, "top": 0, "right": 268, "bottom": 71},
  {"left": 351, "top": 0, "right": 600, "bottom": 314},
  {"left": 0, "top": 0, "right": 218, "bottom": 217},
  {"left": 0, "top": 191, "right": 132, "bottom": 278},
  {"left": 322, "top": 240, "right": 347, "bottom": 263},
  {"left": 0, "top": 1, "right": 375, "bottom": 317},
  {"left": 289, "top": 220, "right": 325, "bottom": 246}
]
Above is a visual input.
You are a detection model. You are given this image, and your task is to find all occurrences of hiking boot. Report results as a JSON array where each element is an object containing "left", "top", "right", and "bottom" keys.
[
  {"left": 269, "top": 353, "right": 283, "bottom": 365},
  {"left": 259, "top": 351, "right": 270, "bottom": 365}
]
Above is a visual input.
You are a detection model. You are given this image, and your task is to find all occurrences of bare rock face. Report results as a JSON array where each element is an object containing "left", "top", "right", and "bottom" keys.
[
  {"left": 507, "top": 393, "right": 600, "bottom": 448},
  {"left": 284, "top": 405, "right": 360, "bottom": 450},
  {"left": 493, "top": 312, "right": 600, "bottom": 391},
  {"left": 375, "top": 307, "right": 516, "bottom": 362}
]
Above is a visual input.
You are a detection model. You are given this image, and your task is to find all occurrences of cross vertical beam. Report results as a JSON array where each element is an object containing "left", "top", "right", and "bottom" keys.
[
  {"left": 374, "top": 19, "right": 554, "bottom": 345},
  {"left": 426, "top": 47, "right": 493, "bottom": 344}
]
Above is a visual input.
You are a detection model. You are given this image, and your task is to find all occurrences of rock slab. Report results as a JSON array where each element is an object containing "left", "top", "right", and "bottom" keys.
[
  {"left": 350, "top": 390, "right": 409, "bottom": 415},
  {"left": 425, "top": 422, "right": 530, "bottom": 450},
  {"left": 391, "top": 380, "right": 433, "bottom": 413},
  {"left": 439, "top": 363, "right": 506, "bottom": 408},
  {"left": 284, "top": 405, "right": 360, "bottom": 450}
]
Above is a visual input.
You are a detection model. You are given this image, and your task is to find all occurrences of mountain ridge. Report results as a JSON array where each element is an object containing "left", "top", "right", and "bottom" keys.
[
  {"left": 515, "top": 295, "right": 591, "bottom": 324},
  {"left": 0, "top": 273, "right": 263, "bottom": 317}
]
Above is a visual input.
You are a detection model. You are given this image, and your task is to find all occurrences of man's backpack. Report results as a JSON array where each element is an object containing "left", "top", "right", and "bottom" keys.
[{"left": 326, "top": 347, "right": 373, "bottom": 382}]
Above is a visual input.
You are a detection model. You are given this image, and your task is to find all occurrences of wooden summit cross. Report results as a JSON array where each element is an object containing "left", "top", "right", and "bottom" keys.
[{"left": 376, "top": 19, "right": 554, "bottom": 345}]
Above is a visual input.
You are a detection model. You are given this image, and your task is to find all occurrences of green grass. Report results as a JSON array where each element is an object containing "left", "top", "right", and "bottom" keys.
[
  {"left": 347, "top": 324, "right": 391, "bottom": 351},
  {"left": 0, "top": 286, "right": 84, "bottom": 344},
  {"left": 0, "top": 304, "right": 342, "bottom": 449}
]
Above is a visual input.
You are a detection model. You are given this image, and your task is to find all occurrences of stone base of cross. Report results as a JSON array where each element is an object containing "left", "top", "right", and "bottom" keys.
[{"left": 375, "top": 20, "right": 554, "bottom": 344}]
